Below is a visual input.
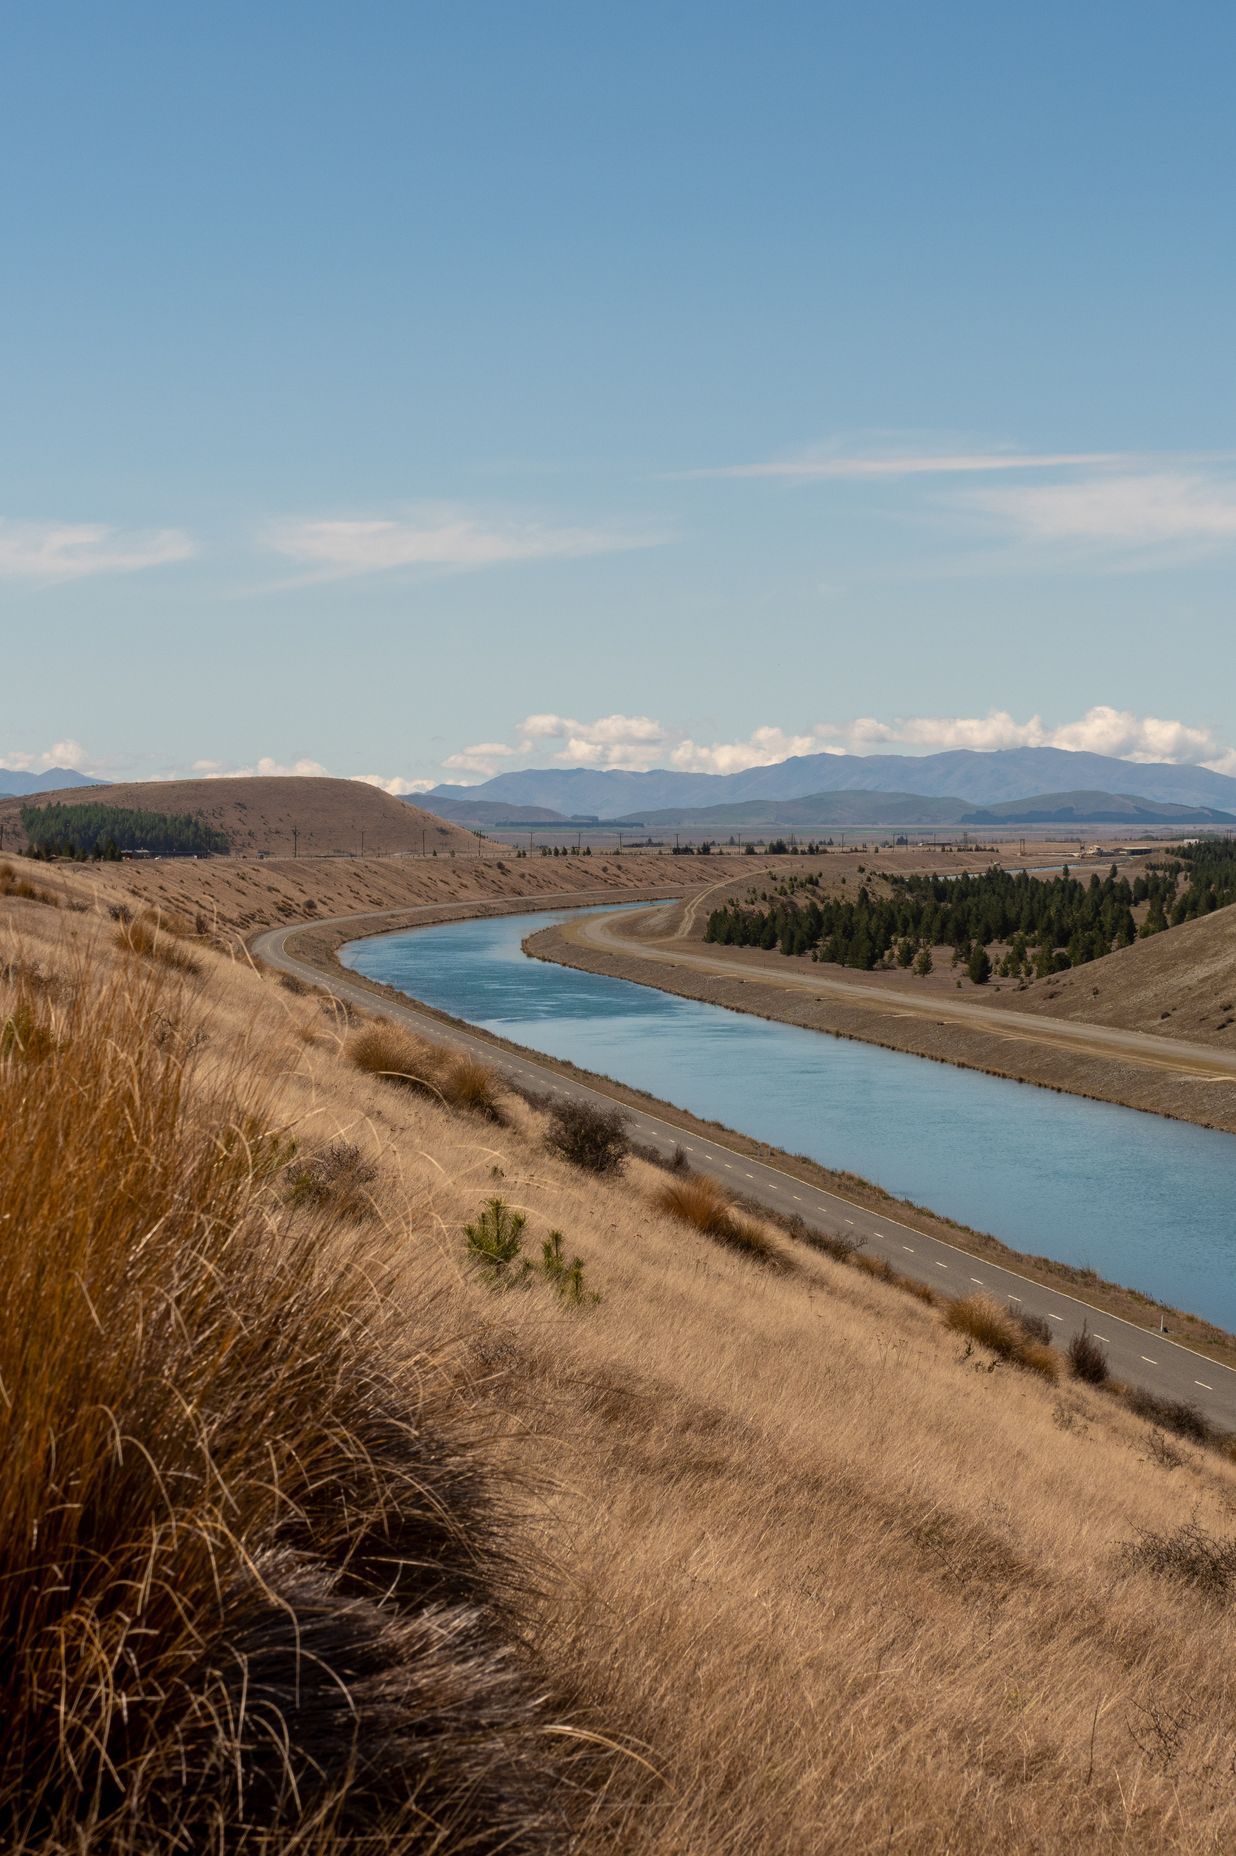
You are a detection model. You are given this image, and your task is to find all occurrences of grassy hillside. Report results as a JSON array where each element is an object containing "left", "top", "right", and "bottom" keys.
[
  {"left": 6, "top": 877, "right": 1236, "bottom": 1849},
  {"left": 0, "top": 775, "right": 479, "bottom": 858},
  {"left": 1013, "top": 897, "right": 1236, "bottom": 1044}
]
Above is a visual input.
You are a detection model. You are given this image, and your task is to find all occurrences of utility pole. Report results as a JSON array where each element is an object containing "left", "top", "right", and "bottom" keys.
[
  {"left": 292, "top": 826, "right": 299, "bottom": 859},
  {"left": 360, "top": 829, "right": 365, "bottom": 858}
]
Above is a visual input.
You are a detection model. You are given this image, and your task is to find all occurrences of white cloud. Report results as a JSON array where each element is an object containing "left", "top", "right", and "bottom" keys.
[
  {"left": 264, "top": 506, "right": 665, "bottom": 582},
  {"left": 354, "top": 773, "right": 436, "bottom": 796},
  {"left": 0, "top": 738, "right": 93, "bottom": 773},
  {"left": 965, "top": 471, "right": 1236, "bottom": 546},
  {"left": 0, "top": 521, "right": 195, "bottom": 582},
  {"left": 669, "top": 725, "right": 847, "bottom": 775},
  {"left": 515, "top": 713, "right": 670, "bottom": 770},
  {"left": 434, "top": 706, "right": 1236, "bottom": 784},
  {"left": 188, "top": 755, "right": 331, "bottom": 780},
  {"left": 684, "top": 446, "right": 1147, "bottom": 482}
]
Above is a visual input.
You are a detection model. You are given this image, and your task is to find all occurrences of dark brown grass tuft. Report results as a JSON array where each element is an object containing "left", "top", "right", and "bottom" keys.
[
  {"left": 945, "top": 1295, "right": 1059, "bottom": 1381},
  {"left": 0, "top": 950, "right": 585, "bottom": 1852}
]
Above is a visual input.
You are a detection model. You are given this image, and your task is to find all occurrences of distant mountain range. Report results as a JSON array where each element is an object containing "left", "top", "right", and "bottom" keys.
[
  {"left": 424, "top": 746, "right": 1236, "bottom": 821},
  {"left": 0, "top": 767, "right": 104, "bottom": 797},
  {"left": 597, "top": 789, "right": 1236, "bottom": 830}
]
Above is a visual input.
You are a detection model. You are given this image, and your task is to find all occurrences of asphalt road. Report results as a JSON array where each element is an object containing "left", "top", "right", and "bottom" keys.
[{"left": 253, "top": 900, "right": 1236, "bottom": 1432}]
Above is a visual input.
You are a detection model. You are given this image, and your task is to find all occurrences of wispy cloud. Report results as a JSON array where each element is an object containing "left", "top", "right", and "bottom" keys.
[
  {"left": 964, "top": 471, "right": 1236, "bottom": 546},
  {"left": 685, "top": 446, "right": 1146, "bottom": 482},
  {"left": 0, "top": 521, "right": 195, "bottom": 582},
  {"left": 263, "top": 505, "right": 666, "bottom": 583}
]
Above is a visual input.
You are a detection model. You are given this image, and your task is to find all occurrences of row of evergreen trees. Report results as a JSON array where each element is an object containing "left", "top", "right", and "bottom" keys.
[
  {"left": 21, "top": 803, "right": 231, "bottom": 860},
  {"left": 704, "top": 843, "right": 1236, "bottom": 979}
]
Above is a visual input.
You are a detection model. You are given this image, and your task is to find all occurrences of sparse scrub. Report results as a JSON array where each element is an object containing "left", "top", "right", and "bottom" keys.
[
  {"left": 1127, "top": 1387, "right": 1213, "bottom": 1445},
  {"left": 1123, "top": 1520, "right": 1236, "bottom": 1598},
  {"left": 544, "top": 1098, "right": 629, "bottom": 1174},
  {"left": 945, "top": 1294, "right": 1059, "bottom": 1380},
  {"left": 1067, "top": 1323, "right": 1110, "bottom": 1384},
  {"left": 286, "top": 1139, "right": 379, "bottom": 1220}
]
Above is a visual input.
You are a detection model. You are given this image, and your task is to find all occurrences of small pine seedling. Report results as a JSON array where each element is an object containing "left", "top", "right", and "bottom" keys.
[
  {"left": 464, "top": 1197, "right": 530, "bottom": 1285},
  {"left": 540, "top": 1230, "right": 599, "bottom": 1305}
]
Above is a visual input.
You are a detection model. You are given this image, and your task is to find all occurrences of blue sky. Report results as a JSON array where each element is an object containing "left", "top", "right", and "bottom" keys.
[{"left": 3, "top": 2, "right": 1235, "bottom": 789}]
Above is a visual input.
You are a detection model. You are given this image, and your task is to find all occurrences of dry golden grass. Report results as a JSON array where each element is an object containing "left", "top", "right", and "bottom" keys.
[
  {"left": 9, "top": 897, "right": 1236, "bottom": 1850},
  {"left": 113, "top": 908, "right": 202, "bottom": 973}
]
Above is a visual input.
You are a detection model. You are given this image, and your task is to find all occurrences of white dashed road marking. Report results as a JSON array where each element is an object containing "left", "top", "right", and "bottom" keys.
[
  {"left": 1141, "top": 1356, "right": 1158, "bottom": 1366},
  {"left": 1047, "top": 1313, "right": 1063, "bottom": 1322},
  {"left": 1197, "top": 1380, "right": 1214, "bottom": 1390}
]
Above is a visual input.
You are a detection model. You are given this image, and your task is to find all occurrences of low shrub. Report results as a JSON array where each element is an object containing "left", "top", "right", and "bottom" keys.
[
  {"left": 1122, "top": 1520, "right": 1236, "bottom": 1598},
  {"left": 544, "top": 1098, "right": 629, "bottom": 1175},
  {"left": 286, "top": 1140, "right": 379, "bottom": 1221},
  {"left": 945, "top": 1295, "right": 1059, "bottom": 1381},
  {"left": 1067, "top": 1324, "right": 1109, "bottom": 1385},
  {"left": 1014, "top": 1309, "right": 1054, "bottom": 1347},
  {"left": 1126, "top": 1387, "right": 1212, "bottom": 1445}
]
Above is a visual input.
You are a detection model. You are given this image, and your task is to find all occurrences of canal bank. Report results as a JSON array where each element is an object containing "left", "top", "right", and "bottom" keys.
[{"left": 337, "top": 906, "right": 1236, "bottom": 1359}]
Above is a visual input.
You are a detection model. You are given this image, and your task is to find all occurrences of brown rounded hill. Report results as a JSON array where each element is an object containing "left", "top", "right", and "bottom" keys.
[{"left": 0, "top": 776, "right": 478, "bottom": 859}]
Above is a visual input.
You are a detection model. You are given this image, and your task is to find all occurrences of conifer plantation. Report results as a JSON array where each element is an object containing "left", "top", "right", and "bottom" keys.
[{"left": 705, "top": 842, "right": 1236, "bottom": 979}]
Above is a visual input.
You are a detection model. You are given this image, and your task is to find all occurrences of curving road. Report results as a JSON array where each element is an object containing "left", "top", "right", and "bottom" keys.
[{"left": 252, "top": 901, "right": 1236, "bottom": 1431}]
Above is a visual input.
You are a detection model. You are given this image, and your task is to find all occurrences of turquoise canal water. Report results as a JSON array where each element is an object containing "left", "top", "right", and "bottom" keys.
[{"left": 341, "top": 907, "right": 1236, "bottom": 1327}]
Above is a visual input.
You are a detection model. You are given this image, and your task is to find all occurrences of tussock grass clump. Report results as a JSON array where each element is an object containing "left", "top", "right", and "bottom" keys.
[
  {"left": 655, "top": 1171, "right": 783, "bottom": 1266},
  {"left": 349, "top": 1022, "right": 505, "bottom": 1121},
  {"left": 544, "top": 1098, "right": 629, "bottom": 1175},
  {"left": 0, "top": 953, "right": 581, "bottom": 1853},
  {"left": 0, "top": 861, "right": 58, "bottom": 906},
  {"left": 1123, "top": 1520, "right": 1236, "bottom": 1598},
  {"left": 113, "top": 909, "right": 201, "bottom": 974},
  {"left": 945, "top": 1294, "right": 1059, "bottom": 1380},
  {"left": 1067, "top": 1323, "right": 1110, "bottom": 1384}
]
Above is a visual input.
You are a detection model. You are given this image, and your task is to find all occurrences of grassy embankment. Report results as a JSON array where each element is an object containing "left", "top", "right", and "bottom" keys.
[{"left": 8, "top": 875, "right": 1236, "bottom": 1850}]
